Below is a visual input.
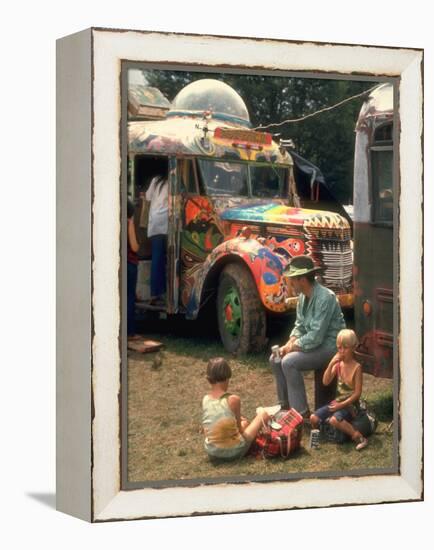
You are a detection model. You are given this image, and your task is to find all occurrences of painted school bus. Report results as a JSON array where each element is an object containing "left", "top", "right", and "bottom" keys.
[
  {"left": 353, "top": 83, "right": 394, "bottom": 378},
  {"left": 129, "top": 79, "right": 353, "bottom": 353}
]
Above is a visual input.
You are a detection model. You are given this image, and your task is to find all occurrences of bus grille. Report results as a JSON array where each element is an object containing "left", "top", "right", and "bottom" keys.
[{"left": 306, "top": 229, "right": 353, "bottom": 293}]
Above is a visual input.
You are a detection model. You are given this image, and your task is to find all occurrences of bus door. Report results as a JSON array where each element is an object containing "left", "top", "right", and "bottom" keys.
[{"left": 167, "top": 156, "right": 182, "bottom": 313}]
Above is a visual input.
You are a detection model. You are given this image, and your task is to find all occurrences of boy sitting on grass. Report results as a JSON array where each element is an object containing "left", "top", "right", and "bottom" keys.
[
  {"left": 310, "top": 329, "right": 369, "bottom": 451},
  {"left": 202, "top": 357, "right": 270, "bottom": 460}
]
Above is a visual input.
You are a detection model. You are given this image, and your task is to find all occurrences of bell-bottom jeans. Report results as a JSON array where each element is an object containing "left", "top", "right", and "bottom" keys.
[
  {"left": 270, "top": 346, "right": 335, "bottom": 414},
  {"left": 150, "top": 234, "right": 167, "bottom": 298}
]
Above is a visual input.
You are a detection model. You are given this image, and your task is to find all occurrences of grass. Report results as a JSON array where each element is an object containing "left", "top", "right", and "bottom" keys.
[{"left": 127, "top": 318, "right": 395, "bottom": 485}]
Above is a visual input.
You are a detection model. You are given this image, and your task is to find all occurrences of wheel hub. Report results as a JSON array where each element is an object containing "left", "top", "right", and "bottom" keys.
[{"left": 223, "top": 286, "right": 241, "bottom": 337}]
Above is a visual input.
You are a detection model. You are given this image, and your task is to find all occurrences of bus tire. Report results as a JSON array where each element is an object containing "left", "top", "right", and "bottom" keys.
[{"left": 217, "top": 263, "right": 267, "bottom": 354}]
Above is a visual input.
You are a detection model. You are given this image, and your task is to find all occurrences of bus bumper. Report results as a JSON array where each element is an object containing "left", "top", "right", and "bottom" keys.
[{"left": 337, "top": 292, "right": 354, "bottom": 308}]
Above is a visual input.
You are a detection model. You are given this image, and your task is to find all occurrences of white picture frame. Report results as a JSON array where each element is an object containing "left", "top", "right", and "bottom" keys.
[{"left": 56, "top": 27, "right": 423, "bottom": 522}]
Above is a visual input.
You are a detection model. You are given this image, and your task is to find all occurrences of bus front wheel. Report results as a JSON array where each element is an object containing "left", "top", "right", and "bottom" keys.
[{"left": 217, "top": 263, "right": 266, "bottom": 354}]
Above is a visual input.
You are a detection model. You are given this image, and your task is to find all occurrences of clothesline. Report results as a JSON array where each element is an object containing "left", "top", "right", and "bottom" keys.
[{"left": 253, "top": 84, "right": 379, "bottom": 131}]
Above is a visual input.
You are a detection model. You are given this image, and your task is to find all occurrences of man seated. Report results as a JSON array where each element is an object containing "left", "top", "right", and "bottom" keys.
[{"left": 270, "top": 255, "right": 346, "bottom": 417}]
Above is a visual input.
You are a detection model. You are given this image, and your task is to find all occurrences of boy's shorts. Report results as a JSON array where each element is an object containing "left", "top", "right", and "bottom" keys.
[
  {"left": 204, "top": 436, "right": 250, "bottom": 460},
  {"left": 314, "top": 403, "right": 355, "bottom": 423}
]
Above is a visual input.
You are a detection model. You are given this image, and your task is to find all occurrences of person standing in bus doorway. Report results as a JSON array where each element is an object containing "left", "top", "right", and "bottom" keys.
[
  {"left": 270, "top": 255, "right": 346, "bottom": 417},
  {"left": 146, "top": 159, "right": 169, "bottom": 306}
]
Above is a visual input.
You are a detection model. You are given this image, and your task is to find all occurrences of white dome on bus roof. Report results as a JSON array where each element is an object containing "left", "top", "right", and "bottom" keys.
[{"left": 168, "top": 79, "right": 250, "bottom": 125}]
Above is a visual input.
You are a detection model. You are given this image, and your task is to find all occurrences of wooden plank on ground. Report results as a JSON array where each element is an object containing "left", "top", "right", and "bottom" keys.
[{"left": 127, "top": 339, "right": 164, "bottom": 354}]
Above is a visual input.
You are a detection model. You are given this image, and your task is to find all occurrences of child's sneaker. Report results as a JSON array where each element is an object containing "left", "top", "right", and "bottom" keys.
[{"left": 355, "top": 436, "right": 368, "bottom": 451}]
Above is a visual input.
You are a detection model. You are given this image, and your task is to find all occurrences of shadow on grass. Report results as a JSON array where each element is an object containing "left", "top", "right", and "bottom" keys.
[
  {"left": 207, "top": 443, "right": 312, "bottom": 470},
  {"left": 135, "top": 306, "right": 355, "bottom": 369},
  {"left": 369, "top": 391, "right": 394, "bottom": 421}
]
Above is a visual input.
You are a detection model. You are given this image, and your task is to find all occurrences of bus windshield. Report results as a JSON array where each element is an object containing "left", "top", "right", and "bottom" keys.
[
  {"left": 198, "top": 159, "right": 288, "bottom": 198},
  {"left": 198, "top": 160, "right": 248, "bottom": 196},
  {"left": 250, "top": 164, "right": 287, "bottom": 198}
]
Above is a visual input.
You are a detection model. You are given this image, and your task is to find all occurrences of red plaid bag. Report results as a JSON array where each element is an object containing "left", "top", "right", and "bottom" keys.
[{"left": 251, "top": 408, "right": 303, "bottom": 459}]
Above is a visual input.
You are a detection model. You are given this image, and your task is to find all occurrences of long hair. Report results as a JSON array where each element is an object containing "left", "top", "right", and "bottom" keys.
[
  {"left": 153, "top": 157, "right": 168, "bottom": 190},
  {"left": 154, "top": 174, "right": 166, "bottom": 191}
]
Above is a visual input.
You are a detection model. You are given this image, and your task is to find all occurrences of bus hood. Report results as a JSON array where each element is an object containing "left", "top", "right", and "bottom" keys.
[{"left": 220, "top": 202, "right": 350, "bottom": 229}]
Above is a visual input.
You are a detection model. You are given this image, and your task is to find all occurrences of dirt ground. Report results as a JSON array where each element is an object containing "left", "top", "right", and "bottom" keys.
[{"left": 126, "top": 317, "right": 395, "bottom": 485}]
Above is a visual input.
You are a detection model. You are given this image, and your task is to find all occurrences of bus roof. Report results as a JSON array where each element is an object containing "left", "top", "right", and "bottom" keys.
[{"left": 128, "top": 116, "right": 293, "bottom": 166}]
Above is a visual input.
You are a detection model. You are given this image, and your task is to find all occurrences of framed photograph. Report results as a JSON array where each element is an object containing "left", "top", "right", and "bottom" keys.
[{"left": 56, "top": 28, "right": 423, "bottom": 522}]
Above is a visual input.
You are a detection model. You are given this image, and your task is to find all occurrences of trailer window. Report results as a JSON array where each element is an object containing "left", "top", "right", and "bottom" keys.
[
  {"left": 198, "top": 160, "right": 248, "bottom": 197},
  {"left": 374, "top": 122, "right": 393, "bottom": 142},
  {"left": 372, "top": 149, "right": 393, "bottom": 223}
]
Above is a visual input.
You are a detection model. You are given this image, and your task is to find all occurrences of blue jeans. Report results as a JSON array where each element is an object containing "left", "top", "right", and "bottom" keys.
[
  {"left": 314, "top": 403, "right": 356, "bottom": 423},
  {"left": 270, "top": 346, "right": 335, "bottom": 414},
  {"left": 127, "top": 261, "right": 138, "bottom": 336},
  {"left": 150, "top": 235, "right": 167, "bottom": 297}
]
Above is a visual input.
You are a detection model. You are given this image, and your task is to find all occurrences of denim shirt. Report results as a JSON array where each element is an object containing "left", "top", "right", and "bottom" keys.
[{"left": 290, "top": 281, "right": 346, "bottom": 352}]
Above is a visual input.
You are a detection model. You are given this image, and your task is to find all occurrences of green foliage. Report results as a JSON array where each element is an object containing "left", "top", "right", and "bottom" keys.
[{"left": 144, "top": 69, "right": 377, "bottom": 203}]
